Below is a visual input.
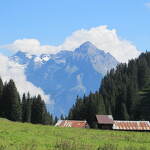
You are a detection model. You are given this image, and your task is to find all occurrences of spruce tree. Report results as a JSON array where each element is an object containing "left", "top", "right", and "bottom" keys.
[
  {"left": 54, "top": 116, "right": 58, "bottom": 124},
  {"left": 31, "top": 95, "right": 47, "bottom": 124},
  {"left": 22, "top": 93, "right": 27, "bottom": 122},
  {"left": 2, "top": 80, "right": 22, "bottom": 121},
  {"left": 0, "top": 78, "right": 3, "bottom": 116},
  {"left": 60, "top": 114, "right": 64, "bottom": 120},
  {"left": 26, "top": 93, "right": 32, "bottom": 122}
]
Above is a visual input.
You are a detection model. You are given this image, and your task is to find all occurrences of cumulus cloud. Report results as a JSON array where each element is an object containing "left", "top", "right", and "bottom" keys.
[
  {"left": 60, "top": 26, "right": 141, "bottom": 62},
  {"left": 0, "top": 54, "right": 53, "bottom": 104},
  {"left": 3, "top": 39, "right": 58, "bottom": 55},
  {"left": 145, "top": 2, "right": 150, "bottom": 8},
  {"left": 2, "top": 26, "right": 140, "bottom": 62}
]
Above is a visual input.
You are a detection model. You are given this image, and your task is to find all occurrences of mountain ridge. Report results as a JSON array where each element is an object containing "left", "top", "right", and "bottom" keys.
[{"left": 11, "top": 41, "right": 118, "bottom": 116}]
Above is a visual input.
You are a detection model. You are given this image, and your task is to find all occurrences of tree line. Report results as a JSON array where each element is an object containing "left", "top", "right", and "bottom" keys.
[
  {"left": 68, "top": 52, "right": 150, "bottom": 128},
  {"left": 0, "top": 79, "right": 57, "bottom": 125}
]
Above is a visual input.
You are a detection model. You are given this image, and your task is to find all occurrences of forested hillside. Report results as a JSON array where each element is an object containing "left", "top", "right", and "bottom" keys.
[
  {"left": 0, "top": 79, "right": 55, "bottom": 124},
  {"left": 68, "top": 52, "right": 150, "bottom": 127}
]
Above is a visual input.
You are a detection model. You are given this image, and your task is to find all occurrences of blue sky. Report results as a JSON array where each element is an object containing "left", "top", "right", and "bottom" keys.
[{"left": 0, "top": 0, "right": 150, "bottom": 55}]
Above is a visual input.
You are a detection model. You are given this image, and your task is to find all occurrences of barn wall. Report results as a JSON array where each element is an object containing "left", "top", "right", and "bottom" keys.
[{"left": 98, "top": 124, "right": 113, "bottom": 130}]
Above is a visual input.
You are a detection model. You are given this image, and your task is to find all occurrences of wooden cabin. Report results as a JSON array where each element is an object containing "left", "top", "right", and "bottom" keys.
[
  {"left": 96, "top": 115, "right": 114, "bottom": 130},
  {"left": 113, "top": 121, "right": 150, "bottom": 131},
  {"left": 96, "top": 115, "right": 150, "bottom": 131},
  {"left": 55, "top": 120, "right": 89, "bottom": 128}
]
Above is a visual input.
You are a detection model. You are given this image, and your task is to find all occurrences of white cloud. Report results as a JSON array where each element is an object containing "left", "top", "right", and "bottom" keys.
[
  {"left": 0, "top": 54, "right": 53, "bottom": 105},
  {"left": 60, "top": 26, "right": 141, "bottom": 62},
  {"left": 3, "top": 39, "right": 59, "bottom": 55},
  {"left": 2, "top": 26, "right": 141, "bottom": 62},
  {"left": 145, "top": 2, "right": 150, "bottom": 8}
]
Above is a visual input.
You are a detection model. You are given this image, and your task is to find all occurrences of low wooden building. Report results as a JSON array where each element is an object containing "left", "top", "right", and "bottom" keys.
[
  {"left": 96, "top": 115, "right": 150, "bottom": 131},
  {"left": 55, "top": 120, "right": 89, "bottom": 128},
  {"left": 113, "top": 121, "right": 150, "bottom": 131},
  {"left": 96, "top": 115, "right": 114, "bottom": 130}
]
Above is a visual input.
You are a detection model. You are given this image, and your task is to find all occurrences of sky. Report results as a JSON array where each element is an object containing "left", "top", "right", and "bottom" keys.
[
  {"left": 0, "top": 0, "right": 149, "bottom": 103},
  {"left": 0, "top": 0, "right": 150, "bottom": 54}
]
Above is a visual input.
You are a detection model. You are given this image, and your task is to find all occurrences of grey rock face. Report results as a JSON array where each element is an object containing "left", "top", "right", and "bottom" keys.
[{"left": 11, "top": 41, "right": 118, "bottom": 116}]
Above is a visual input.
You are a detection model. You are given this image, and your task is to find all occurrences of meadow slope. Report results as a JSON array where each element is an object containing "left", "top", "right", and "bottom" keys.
[{"left": 0, "top": 118, "right": 150, "bottom": 150}]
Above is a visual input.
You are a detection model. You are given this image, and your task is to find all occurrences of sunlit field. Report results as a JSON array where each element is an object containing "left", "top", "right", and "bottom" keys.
[{"left": 0, "top": 118, "right": 150, "bottom": 150}]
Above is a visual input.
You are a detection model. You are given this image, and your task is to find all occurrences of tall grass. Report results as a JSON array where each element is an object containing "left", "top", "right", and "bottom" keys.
[
  {"left": 97, "top": 144, "right": 148, "bottom": 150},
  {"left": 55, "top": 139, "right": 93, "bottom": 150},
  {"left": 0, "top": 118, "right": 150, "bottom": 150}
]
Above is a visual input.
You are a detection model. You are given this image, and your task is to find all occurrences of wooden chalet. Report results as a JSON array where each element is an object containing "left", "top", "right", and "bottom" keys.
[
  {"left": 96, "top": 115, "right": 150, "bottom": 131},
  {"left": 55, "top": 120, "right": 89, "bottom": 128},
  {"left": 113, "top": 121, "right": 150, "bottom": 131},
  {"left": 96, "top": 115, "right": 114, "bottom": 130}
]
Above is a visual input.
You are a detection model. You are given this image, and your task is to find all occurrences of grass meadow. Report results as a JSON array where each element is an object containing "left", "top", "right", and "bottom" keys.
[{"left": 0, "top": 118, "right": 150, "bottom": 150}]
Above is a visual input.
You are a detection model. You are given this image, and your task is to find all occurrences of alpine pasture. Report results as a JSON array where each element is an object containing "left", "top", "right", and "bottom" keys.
[{"left": 0, "top": 118, "right": 150, "bottom": 150}]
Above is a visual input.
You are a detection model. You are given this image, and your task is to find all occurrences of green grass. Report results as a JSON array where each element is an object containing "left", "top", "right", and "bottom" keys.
[{"left": 0, "top": 118, "right": 150, "bottom": 150}]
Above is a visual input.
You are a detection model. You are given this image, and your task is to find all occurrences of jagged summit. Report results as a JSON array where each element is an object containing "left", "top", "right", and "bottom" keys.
[
  {"left": 80, "top": 41, "right": 96, "bottom": 48},
  {"left": 75, "top": 41, "right": 98, "bottom": 53},
  {"left": 74, "top": 41, "right": 109, "bottom": 58}
]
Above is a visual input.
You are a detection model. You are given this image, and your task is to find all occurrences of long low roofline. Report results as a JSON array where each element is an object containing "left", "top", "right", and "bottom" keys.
[
  {"left": 55, "top": 120, "right": 88, "bottom": 128},
  {"left": 113, "top": 120, "right": 150, "bottom": 130}
]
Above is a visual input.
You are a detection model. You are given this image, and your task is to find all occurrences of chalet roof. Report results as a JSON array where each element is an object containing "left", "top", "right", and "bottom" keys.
[
  {"left": 113, "top": 121, "right": 150, "bottom": 131},
  {"left": 96, "top": 115, "right": 114, "bottom": 124},
  {"left": 55, "top": 120, "right": 88, "bottom": 128}
]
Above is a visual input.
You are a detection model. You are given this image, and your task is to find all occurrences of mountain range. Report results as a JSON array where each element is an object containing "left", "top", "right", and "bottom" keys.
[{"left": 11, "top": 41, "right": 118, "bottom": 116}]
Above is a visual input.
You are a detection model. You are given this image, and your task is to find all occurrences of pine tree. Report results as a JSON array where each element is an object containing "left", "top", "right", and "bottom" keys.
[
  {"left": 2, "top": 80, "right": 22, "bottom": 121},
  {"left": 25, "top": 93, "right": 32, "bottom": 122},
  {"left": 42, "top": 112, "right": 54, "bottom": 125},
  {"left": 1, "top": 82, "right": 8, "bottom": 118},
  {"left": 31, "top": 95, "right": 47, "bottom": 124},
  {"left": 0, "top": 77, "right": 3, "bottom": 98},
  {"left": 54, "top": 116, "right": 58, "bottom": 124},
  {"left": 0, "top": 78, "right": 3, "bottom": 116},
  {"left": 60, "top": 114, "right": 64, "bottom": 120},
  {"left": 22, "top": 93, "right": 26, "bottom": 122},
  {"left": 97, "top": 94, "right": 106, "bottom": 115}
]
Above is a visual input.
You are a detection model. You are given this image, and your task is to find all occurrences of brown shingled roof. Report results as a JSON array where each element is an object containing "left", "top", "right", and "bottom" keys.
[{"left": 96, "top": 115, "right": 114, "bottom": 124}]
